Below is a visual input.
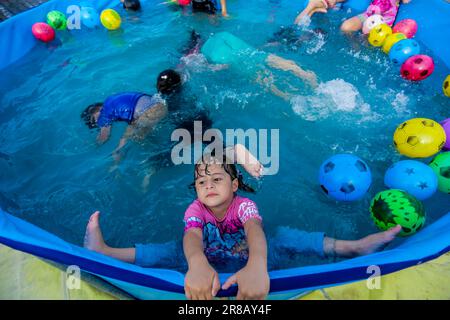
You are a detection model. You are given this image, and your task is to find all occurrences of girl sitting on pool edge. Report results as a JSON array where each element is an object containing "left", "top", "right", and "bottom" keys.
[
  {"left": 294, "top": 0, "right": 411, "bottom": 32},
  {"left": 83, "top": 145, "right": 402, "bottom": 300}
]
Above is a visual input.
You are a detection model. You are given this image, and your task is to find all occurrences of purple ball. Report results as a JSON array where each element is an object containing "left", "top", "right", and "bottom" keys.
[{"left": 441, "top": 118, "right": 450, "bottom": 150}]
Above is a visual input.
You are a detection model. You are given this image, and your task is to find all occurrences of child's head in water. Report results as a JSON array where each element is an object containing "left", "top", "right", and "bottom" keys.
[
  {"left": 192, "top": 152, "right": 255, "bottom": 211},
  {"left": 156, "top": 69, "right": 182, "bottom": 95},
  {"left": 81, "top": 102, "right": 103, "bottom": 129},
  {"left": 123, "top": 0, "right": 141, "bottom": 11}
]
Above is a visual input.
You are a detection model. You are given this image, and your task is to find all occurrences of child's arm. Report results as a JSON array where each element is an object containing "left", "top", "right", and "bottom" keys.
[
  {"left": 401, "top": 0, "right": 411, "bottom": 3},
  {"left": 97, "top": 126, "right": 112, "bottom": 144},
  {"left": 222, "top": 219, "right": 270, "bottom": 299},
  {"left": 220, "top": 0, "right": 228, "bottom": 17},
  {"left": 294, "top": 0, "right": 329, "bottom": 24},
  {"left": 183, "top": 229, "right": 221, "bottom": 300}
]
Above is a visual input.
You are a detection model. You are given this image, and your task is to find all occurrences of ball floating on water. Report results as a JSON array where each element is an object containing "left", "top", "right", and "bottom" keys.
[
  {"left": 362, "top": 14, "right": 384, "bottom": 35},
  {"left": 319, "top": 154, "right": 372, "bottom": 202},
  {"left": 370, "top": 189, "right": 425, "bottom": 237},
  {"left": 81, "top": 7, "right": 100, "bottom": 29},
  {"left": 32, "top": 22, "right": 55, "bottom": 42},
  {"left": 401, "top": 54, "right": 434, "bottom": 81},
  {"left": 443, "top": 75, "right": 450, "bottom": 97},
  {"left": 388, "top": 39, "right": 420, "bottom": 66},
  {"left": 368, "top": 23, "right": 392, "bottom": 47},
  {"left": 47, "top": 10, "right": 67, "bottom": 30},
  {"left": 384, "top": 160, "right": 438, "bottom": 200},
  {"left": 429, "top": 152, "right": 450, "bottom": 193},
  {"left": 393, "top": 118, "right": 446, "bottom": 158},
  {"left": 178, "top": 0, "right": 191, "bottom": 5},
  {"left": 382, "top": 33, "right": 406, "bottom": 54},
  {"left": 392, "top": 19, "right": 418, "bottom": 39},
  {"left": 100, "top": 9, "right": 121, "bottom": 30}
]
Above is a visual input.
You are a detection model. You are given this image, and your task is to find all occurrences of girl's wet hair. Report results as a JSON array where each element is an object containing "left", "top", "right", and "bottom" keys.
[
  {"left": 192, "top": 150, "right": 255, "bottom": 193},
  {"left": 81, "top": 103, "right": 103, "bottom": 129},
  {"left": 157, "top": 69, "right": 182, "bottom": 95},
  {"left": 123, "top": 0, "right": 141, "bottom": 11}
]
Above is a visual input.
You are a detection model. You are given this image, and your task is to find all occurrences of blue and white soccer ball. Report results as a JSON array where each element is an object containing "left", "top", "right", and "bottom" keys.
[{"left": 319, "top": 154, "right": 372, "bottom": 201}]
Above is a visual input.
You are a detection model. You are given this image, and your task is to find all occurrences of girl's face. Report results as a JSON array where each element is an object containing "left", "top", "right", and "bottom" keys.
[{"left": 194, "top": 164, "right": 238, "bottom": 211}]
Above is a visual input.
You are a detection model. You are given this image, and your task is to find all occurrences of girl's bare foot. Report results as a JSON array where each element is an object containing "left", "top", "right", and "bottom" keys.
[{"left": 84, "top": 211, "right": 108, "bottom": 254}]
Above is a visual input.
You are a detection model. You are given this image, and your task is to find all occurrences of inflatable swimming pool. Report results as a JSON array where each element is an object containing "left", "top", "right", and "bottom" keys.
[{"left": 0, "top": 0, "right": 449, "bottom": 299}]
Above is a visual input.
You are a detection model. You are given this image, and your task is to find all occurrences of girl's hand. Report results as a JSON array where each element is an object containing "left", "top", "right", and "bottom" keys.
[
  {"left": 184, "top": 256, "right": 221, "bottom": 300},
  {"left": 222, "top": 263, "right": 270, "bottom": 300}
]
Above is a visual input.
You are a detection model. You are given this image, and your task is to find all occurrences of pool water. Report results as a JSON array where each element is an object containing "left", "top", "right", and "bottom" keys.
[{"left": 0, "top": 0, "right": 449, "bottom": 272}]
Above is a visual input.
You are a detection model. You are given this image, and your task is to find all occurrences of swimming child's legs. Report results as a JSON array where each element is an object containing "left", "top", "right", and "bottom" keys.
[
  {"left": 340, "top": 15, "right": 364, "bottom": 33},
  {"left": 265, "top": 54, "right": 318, "bottom": 88}
]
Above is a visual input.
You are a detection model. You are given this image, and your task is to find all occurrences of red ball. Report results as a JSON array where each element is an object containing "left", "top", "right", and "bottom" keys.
[
  {"left": 392, "top": 19, "right": 418, "bottom": 39},
  {"left": 178, "top": 0, "right": 191, "bottom": 5},
  {"left": 400, "top": 55, "right": 435, "bottom": 81},
  {"left": 32, "top": 22, "right": 55, "bottom": 43}
]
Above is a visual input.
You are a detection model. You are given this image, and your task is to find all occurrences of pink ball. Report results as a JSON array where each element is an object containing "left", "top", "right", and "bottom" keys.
[
  {"left": 400, "top": 55, "right": 434, "bottom": 81},
  {"left": 392, "top": 19, "right": 418, "bottom": 38},
  {"left": 32, "top": 22, "right": 55, "bottom": 43},
  {"left": 178, "top": 0, "right": 191, "bottom": 5},
  {"left": 441, "top": 119, "right": 450, "bottom": 150}
]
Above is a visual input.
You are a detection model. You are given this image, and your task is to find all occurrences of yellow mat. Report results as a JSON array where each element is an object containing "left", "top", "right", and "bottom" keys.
[
  {"left": 299, "top": 252, "right": 450, "bottom": 300},
  {"left": 2, "top": 243, "right": 449, "bottom": 299},
  {"left": 0, "top": 244, "right": 129, "bottom": 300}
]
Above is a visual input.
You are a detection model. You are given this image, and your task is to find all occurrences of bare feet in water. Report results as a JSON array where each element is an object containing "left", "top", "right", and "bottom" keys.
[{"left": 84, "top": 211, "right": 108, "bottom": 254}]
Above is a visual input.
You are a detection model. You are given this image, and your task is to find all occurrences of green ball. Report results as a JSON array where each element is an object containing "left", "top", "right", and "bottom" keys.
[
  {"left": 429, "top": 152, "right": 450, "bottom": 193},
  {"left": 370, "top": 189, "right": 426, "bottom": 237},
  {"left": 47, "top": 10, "right": 67, "bottom": 30}
]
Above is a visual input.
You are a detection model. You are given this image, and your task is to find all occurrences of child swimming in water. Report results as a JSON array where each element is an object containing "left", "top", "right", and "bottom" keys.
[
  {"left": 84, "top": 146, "right": 402, "bottom": 300},
  {"left": 192, "top": 0, "right": 228, "bottom": 16},
  {"left": 295, "top": 0, "right": 411, "bottom": 32},
  {"left": 183, "top": 31, "right": 318, "bottom": 101},
  {"left": 81, "top": 69, "right": 182, "bottom": 157},
  {"left": 121, "top": 0, "right": 141, "bottom": 11}
]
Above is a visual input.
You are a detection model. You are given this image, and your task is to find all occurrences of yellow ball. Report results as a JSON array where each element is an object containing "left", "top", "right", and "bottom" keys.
[
  {"left": 443, "top": 75, "right": 450, "bottom": 97},
  {"left": 393, "top": 118, "right": 446, "bottom": 158},
  {"left": 100, "top": 9, "right": 121, "bottom": 30},
  {"left": 368, "top": 23, "right": 392, "bottom": 47},
  {"left": 382, "top": 33, "right": 406, "bottom": 54}
]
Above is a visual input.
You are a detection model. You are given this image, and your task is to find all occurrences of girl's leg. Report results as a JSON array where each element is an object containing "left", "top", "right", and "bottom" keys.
[
  {"left": 325, "top": 225, "right": 402, "bottom": 258},
  {"left": 340, "top": 16, "right": 363, "bottom": 33},
  {"left": 265, "top": 54, "right": 318, "bottom": 88},
  {"left": 84, "top": 211, "right": 181, "bottom": 267},
  {"left": 270, "top": 224, "right": 402, "bottom": 260},
  {"left": 84, "top": 211, "right": 136, "bottom": 263}
]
